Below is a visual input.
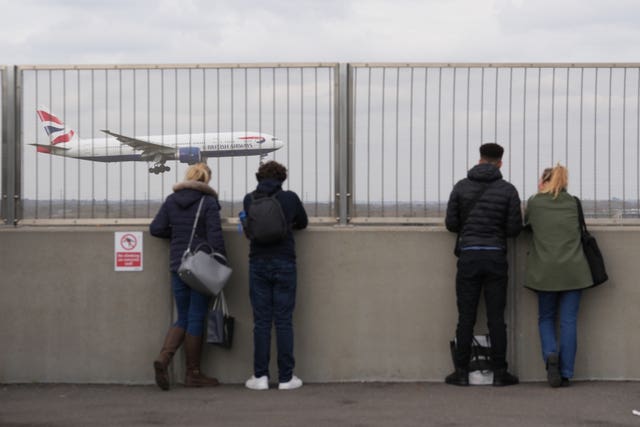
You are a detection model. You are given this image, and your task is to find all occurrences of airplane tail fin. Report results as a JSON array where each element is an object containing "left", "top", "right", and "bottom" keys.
[{"left": 34, "top": 107, "right": 76, "bottom": 152}]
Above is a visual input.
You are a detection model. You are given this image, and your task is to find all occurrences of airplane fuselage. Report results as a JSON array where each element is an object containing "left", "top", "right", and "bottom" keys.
[{"left": 61, "top": 132, "right": 283, "bottom": 162}]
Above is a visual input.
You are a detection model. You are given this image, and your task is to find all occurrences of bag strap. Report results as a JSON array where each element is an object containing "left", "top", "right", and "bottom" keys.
[
  {"left": 574, "top": 196, "right": 588, "bottom": 234},
  {"left": 212, "top": 291, "right": 229, "bottom": 315},
  {"left": 220, "top": 291, "right": 229, "bottom": 316},
  {"left": 186, "top": 197, "right": 205, "bottom": 253},
  {"left": 457, "top": 183, "right": 491, "bottom": 249}
]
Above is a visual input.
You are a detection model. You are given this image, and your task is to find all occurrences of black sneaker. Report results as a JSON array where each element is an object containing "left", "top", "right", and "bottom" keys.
[
  {"left": 445, "top": 368, "right": 469, "bottom": 386},
  {"left": 492, "top": 369, "right": 519, "bottom": 386},
  {"left": 560, "top": 377, "right": 570, "bottom": 387},
  {"left": 546, "top": 353, "right": 562, "bottom": 388}
]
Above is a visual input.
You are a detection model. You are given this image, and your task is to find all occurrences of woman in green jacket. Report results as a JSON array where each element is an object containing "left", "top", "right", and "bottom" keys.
[{"left": 525, "top": 165, "right": 592, "bottom": 388}]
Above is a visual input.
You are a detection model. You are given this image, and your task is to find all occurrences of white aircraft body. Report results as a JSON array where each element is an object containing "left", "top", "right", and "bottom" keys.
[{"left": 31, "top": 108, "right": 284, "bottom": 174}]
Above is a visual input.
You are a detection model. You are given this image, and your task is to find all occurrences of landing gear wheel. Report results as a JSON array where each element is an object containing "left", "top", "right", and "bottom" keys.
[{"left": 148, "top": 164, "right": 170, "bottom": 174}]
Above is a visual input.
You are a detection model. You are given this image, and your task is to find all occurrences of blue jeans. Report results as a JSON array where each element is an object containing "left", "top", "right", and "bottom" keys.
[
  {"left": 171, "top": 272, "right": 210, "bottom": 336},
  {"left": 537, "top": 290, "right": 582, "bottom": 378},
  {"left": 249, "top": 258, "right": 297, "bottom": 383}
]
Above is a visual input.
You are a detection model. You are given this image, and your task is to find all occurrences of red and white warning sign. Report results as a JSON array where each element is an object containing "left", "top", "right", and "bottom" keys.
[{"left": 115, "top": 231, "right": 143, "bottom": 271}]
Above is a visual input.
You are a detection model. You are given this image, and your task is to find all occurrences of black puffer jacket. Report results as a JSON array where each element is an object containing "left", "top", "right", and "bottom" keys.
[
  {"left": 150, "top": 180, "right": 226, "bottom": 272},
  {"left": 445, "top": 163, "right": 522, "bottom": 251}
]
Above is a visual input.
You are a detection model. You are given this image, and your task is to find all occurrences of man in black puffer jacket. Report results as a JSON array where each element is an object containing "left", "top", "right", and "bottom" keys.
[{"left": 445, "top": 143, "right": 523, "bottom": 387}]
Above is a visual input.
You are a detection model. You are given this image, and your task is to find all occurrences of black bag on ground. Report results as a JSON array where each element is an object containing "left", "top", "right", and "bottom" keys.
[
  {"left": 575, "top": 197, "right": 608, "bottom": 287},
  {"left": 245, "top": 190, "right": 288, "bottom": 244},
  {"left": 207, "top": 291, "right": 234, "bottom": 348}
]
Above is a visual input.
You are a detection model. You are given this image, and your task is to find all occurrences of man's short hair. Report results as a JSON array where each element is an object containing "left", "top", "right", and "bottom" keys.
[
  {"left": 256, "top": 160, "right": 288, "bottom": 182},
  {"left": 479, "top": 143, "right": 504, "bottom": 163}
]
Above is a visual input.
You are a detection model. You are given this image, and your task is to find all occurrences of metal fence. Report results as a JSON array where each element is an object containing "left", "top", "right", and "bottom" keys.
[
  {"left": 3, "top": 62, "right": 640, "bottom": 225},
  {"left": 350, "top": 63, "right": 640, "bottom": 221},
  {"left": 15, "top": 63, "right": 336, "bottom": 223}
]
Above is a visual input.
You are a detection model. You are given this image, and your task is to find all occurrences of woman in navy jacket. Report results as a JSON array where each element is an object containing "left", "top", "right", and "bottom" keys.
[{"left": 150, "top": 163, "right": 226, "bottom": 390}]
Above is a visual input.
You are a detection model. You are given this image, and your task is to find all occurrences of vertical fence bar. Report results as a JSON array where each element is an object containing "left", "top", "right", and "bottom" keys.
[
  {"left": 494, "top": 67, "right": 498, "bottom": 142},
  {"left": 381, "top": 68, "right": 386, "bottom": 216},
  {"left": 536, "top": 68, "right": 541, "bottom": 186},
  {"left": 579, "top": 68, "right": 584, "bottom": 200},
  {"left": 437, "top": 67, "right": 442, "bottom": 215},
  {"left": 522, "top": 68, "right": 528, "bottom": 202},
  {"left": 2, "top": 66, "right": 20, "bottom": 225},
  {"left": 480, "top": 68, "right": 485, "bottom": 143},
  {"left": 334, "top": 63, "right": 350, "bottom": 225},
  {"left": 452, "top": 68, "right": 456, "bottom": 192},
  {"left": 366, "top": 68, "right": 372, "bottom": 217},
  {"left": 508, "top": 68, "right": 513, "bottom": 180},
  {"left": 551, "top": 68, "right": 556, "bottom": 164},
  {"left": 409, "top": 67, "right": 414, "bottom": 216},
  {"left": 608, "top": 67, "right": 612, "bottom": 216},
  {"left": 424, "top": 68, "right": 428, "bottom": 215},
  {"left": 395, "top": 67, "right": 400, "bottom": 217},
  {"left": 77, "top": 70, "right": 81, "bottom": 217},
  {"left": 466, "top": 68, "right": 470, "bottom": 171},
  {"left": 62, "top": 71, "right": 67, "bottom": 218},
  {"left": 622, "top": 68, "right": 627, "bottom": 213},
  {"left": 594, "top": 69, "right": 598, "bottom": 217},
  {"left": 565, "top": 68, "right": 570, "bottom": 163}
]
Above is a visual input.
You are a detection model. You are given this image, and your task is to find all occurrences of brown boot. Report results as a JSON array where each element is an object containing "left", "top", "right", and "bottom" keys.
[
  {"left": 153, "top": 327, "right": 185, "bottom": 391},
  {"left": 184, "top": 333, "right": 219, "bottom": 387}
]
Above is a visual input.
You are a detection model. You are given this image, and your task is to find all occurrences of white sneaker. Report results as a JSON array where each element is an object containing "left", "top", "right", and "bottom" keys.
[
  {"left": 245, "top": 375, "right": 269, "bottom": 390},
  {"left": 278, "top": 375, "right": 303, "bottom": 390}
]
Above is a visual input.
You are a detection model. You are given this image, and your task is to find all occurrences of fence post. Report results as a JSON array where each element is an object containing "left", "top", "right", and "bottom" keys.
[
  {"left": 334, "top": 63, "right": 352, "bottom": 225},
  {"left": 1, "top": 66, "right": 21, "bottom": 226}
]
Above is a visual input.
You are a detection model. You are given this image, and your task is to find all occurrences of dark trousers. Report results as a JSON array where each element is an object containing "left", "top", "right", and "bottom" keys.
[
  {"left": 249, "top": 257, "right": 297, "bottom": 383},
  {"left": 454, "top": 250, "right": 508, "bottom": 370}
]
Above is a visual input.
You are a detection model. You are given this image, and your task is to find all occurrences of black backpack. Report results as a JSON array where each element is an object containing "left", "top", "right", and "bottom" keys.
[{"left": 245, "top": 190, "right": 288, "bottom": 243}]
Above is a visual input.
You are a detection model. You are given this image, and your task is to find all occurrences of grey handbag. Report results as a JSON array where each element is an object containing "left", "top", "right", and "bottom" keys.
[{"left": 178, "top": 197, "right": 232, "bottom": 297}]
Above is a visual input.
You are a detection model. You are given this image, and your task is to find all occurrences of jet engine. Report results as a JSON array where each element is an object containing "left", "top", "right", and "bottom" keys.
[{"left": 178, "top": 147, "right": 201, "bottom": 164}]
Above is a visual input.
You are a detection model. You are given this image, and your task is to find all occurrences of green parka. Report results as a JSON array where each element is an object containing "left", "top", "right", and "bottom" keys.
[{"left": 524, "top": 191, "right": 592, "bottom": 292}]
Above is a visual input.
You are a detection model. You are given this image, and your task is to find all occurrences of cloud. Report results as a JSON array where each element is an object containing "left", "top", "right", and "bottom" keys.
[{"left": 1, "top": 0, "right": 640, "bottom": 64}]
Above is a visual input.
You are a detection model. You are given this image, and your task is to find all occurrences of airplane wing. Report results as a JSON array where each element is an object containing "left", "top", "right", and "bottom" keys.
[{"left": 100, "top": 130, "right": 175, "bottom": 155}]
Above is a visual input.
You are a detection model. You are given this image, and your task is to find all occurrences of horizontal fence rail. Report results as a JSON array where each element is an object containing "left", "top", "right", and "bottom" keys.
[
  {"left": 2, "top": 63, "right": 640, "bottom": 224},
  {"left": 18, "top": 63, "right": 336, "bottom": 221},
  {"left": 350, "top": 63, "right": 640, "bottom": 219}
]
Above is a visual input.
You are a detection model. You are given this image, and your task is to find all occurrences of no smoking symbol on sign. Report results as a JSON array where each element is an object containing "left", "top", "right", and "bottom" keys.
[{"left": 120, "top": 233, "right": 138, "bottom": 250}]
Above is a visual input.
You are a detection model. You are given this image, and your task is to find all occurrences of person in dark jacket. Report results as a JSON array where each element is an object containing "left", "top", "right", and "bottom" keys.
[
  {"left": 242, "top": 161, "right": 308, "bottom": 391},
  {"left": 525, "top": 165, "right": 591, "bottom": 388},
  {"left": 149, "top": 162, "right": 226, "bottom": 391},
  {"left": 444, "top": 143, "right": 523, "bottom": 387}
]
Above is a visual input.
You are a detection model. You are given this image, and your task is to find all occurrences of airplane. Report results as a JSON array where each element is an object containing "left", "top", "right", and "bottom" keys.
[{"left": 31, "top": 108, "right": 284, "bottom": 174}]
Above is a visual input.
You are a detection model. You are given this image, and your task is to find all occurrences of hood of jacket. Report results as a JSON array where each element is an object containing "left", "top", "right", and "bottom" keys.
[
  {"left": 171, "top": 180, "right": 218, "bottom": 209},
  {"left": 255, "top": 178, "right": 283, "bottom": 195},
  {"left": 467, "top": 163, "right": 503, "bottom": 183}
]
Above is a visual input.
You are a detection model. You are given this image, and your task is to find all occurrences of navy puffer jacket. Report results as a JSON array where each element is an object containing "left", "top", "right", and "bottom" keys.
[
  {"left": 445, "top": 163, "right": 523, "bottom": 251},
  {"left": 150, "top": 180, "right": 226, "bottom": 272}
]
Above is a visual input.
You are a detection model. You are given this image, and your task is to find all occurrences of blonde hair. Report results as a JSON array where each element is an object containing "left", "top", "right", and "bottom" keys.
[
  {"left": 540, "top": 164, "right": 568, "bottom": 199},
  {"left": 185, "top": 163, "right": 211, "bottom": 183}
]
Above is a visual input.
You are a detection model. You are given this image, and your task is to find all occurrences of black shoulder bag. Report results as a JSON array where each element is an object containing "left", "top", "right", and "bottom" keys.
[{"left": 575, "top": 197, "right": 608, "bottom": 287}]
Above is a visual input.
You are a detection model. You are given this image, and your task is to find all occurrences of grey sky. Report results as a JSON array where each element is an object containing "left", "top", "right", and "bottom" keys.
[{"left": 1, "top": 0, "right": 640, "bottom": 64}]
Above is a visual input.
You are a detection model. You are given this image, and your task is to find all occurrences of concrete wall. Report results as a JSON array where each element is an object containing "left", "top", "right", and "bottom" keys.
[{"left": 1, "top": 225, "right": 639, "bottom": 384}]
